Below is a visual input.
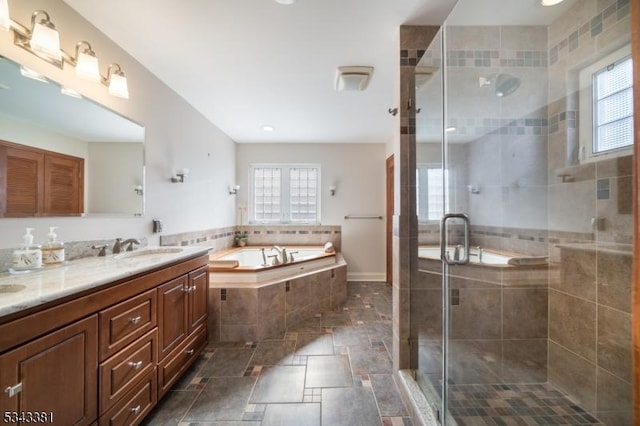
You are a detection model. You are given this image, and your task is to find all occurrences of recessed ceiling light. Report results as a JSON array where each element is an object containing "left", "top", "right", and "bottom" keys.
[
  {"left": 262, "top": 125, "right": 275, "bottom": 132},
  {"left": 541, "top": 0, "right": 564, "bottom": 6},
  {"left": 275, "top": 0, "right": 296, "bottom": 4}
]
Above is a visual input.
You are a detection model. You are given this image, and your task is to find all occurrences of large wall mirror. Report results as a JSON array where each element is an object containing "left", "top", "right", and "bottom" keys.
[{"left": 0, "top": 56, "right": 145, "bottom": 217}]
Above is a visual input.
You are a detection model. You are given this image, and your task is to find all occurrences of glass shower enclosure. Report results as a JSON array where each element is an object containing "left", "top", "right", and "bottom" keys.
[{"left": 411, "top": 1, "right": 633, "bottom": 425}]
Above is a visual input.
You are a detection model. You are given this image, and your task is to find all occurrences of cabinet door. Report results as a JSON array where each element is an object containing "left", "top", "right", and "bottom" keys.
[
  {"left": 188, "top": 266, "right": 209, "bottom": 333},
  {"left": 43, "top": 153, "right": 84, "bottom": 216},
  {"left": 0, "top": 143, "right": 44, "bottom": 217},
  {"left": 0, "top": 315, "right": 98, "bottom": 426},
  {"left": 157, "top": 275, "right": 188, "bottom": 360}
]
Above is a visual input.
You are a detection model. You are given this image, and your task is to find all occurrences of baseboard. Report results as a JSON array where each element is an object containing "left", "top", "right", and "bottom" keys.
[{"left": 346, "top": 272, "right": 386, "bottom": 282}]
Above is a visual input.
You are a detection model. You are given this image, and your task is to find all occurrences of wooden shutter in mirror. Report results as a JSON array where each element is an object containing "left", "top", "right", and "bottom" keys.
[{"left": 0, "top": 140, "right": 84, "bottom": 217}]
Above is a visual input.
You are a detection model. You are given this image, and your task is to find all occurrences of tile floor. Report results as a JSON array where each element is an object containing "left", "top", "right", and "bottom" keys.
[{"left": 143, "top": 282, "right": 411, "bottom": 426}]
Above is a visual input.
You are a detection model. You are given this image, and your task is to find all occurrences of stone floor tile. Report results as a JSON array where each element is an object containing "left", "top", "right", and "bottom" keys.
[
  {"left": 349, "top": 345, "right": 393, "bottom": 375},
  {"left": 261, "top": 403, "right": 321, "bottom": 426},
  {"left": 250, "top": 365, "right": 306, "bottom": 403},
  {"left": 295, "top": 333, "right": 334, "bottom": 355},
  {"left": 321, "top": 310, "right": 353, "bottom": 327},
  {"left": 348, "top": 308, "right": 382, "bottom": 323},
  {"left": 322, "top": 387, "right": 382, "bottom": 426},
  {"left": 286, "top": 316, "right": 322, "bottom": 333},
  {"left": 141, "top": 390, "right": 199, "bottom": 425},
  {"left": 199, "top": 348, "right": 255, "bottom": 377},
  {"left": 332, "top": 326, "right": 371, "bottom": 347},
  {"left": 371, "top": 374, "right": 409, "bottom": 417},
  {"left": 250, "top": 340, "right": 296, "bottom": 365},
  {"left": 305, "top": 355, "right": 353, "bottom": 388},
  {"left": 183, "top": 377, "right": 257, "bottom": 422}
]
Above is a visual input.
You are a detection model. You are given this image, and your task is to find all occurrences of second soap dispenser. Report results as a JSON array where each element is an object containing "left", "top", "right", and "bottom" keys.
[{"left": 42, "top": 226, "right": 65, "bottom": 266}]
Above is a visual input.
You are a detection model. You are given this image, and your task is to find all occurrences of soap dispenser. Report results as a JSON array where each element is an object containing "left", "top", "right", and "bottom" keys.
[
  {"left": 42, "top": 226, "right": 65, "bottom": 266},
  {"left": 12, "top": 228, "right": 43, "bottom": 271}
]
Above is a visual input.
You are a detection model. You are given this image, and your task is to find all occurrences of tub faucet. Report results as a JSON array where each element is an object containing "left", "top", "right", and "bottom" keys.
[
  {"left": 453, "top": 245, "right": 462, "bottom": 261},
  {"left": 477, "top": 246, "right": 483, "bottom": 263},
  {"left": 271, "top": 246, "right": 288, "bottom": 264},
  {"left": 260, "top": 248, "right": 268, "bottom": 266}
]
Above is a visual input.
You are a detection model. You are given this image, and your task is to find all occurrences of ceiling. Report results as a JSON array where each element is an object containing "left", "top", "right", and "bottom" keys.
[{"left": 61, "top": 0, "right": 574, "bottom": 144}]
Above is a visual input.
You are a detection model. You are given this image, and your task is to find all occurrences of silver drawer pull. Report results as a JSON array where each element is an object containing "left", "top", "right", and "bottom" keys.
[
  {"left": 185, "top": 349, "right": 195, "bottom": 355},
  {"left": 131, "top": 405, "right": 141, "bottom": 414},
  {"left": 129, "top": 360, "right": 143, "bottom": 369},
  {"left": 4, "top": 383, "right": 22, "bottom": 397},
  {"left": 130, "top": 315, "right": 142, "bottom": 325}
]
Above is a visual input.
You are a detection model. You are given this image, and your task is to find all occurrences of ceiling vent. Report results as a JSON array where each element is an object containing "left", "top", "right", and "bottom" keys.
[{"left": 335, "top": 66, "right": 374, "bottom": 91}]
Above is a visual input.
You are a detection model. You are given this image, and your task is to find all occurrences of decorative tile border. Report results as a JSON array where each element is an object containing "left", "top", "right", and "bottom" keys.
[
  {"left": 446, "top": 49, "right": 548, "bottom": 68},
  {"left": 549, "top": 0, "right": 630, "bottom": 65},
  {"left": 418, "top": 117, "right": 548, "bottom": 139}
]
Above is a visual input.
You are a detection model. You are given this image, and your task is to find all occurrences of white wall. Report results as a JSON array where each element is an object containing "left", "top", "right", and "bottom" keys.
[
  {"left": 236, "top": 143, "right": 387, "bottom": 281},
  {"left": 0, "top": 0, "right": 236, "bottom": 248}
]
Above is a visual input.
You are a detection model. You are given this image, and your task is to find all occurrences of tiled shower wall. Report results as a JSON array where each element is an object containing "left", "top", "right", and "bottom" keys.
[{"left": 546, "top": 1, "right": 632, "bottom": 424}]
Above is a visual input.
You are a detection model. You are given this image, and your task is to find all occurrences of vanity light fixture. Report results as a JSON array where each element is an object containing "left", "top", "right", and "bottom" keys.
[
  {"left": 6, "top": 6, "right": 131, "bottom": 99},
  {"left": 171, "top": 168, "right": 189, "bottom": 183},
  {"left": 0, "top": 0, "right": 10, "bottom": 32},
  {"left": 104, "top": 63, "right": 129, "bottom": 99},
  {"left": 329, "top": 185, "right": 337, "bottom": 196},
  {"left": 27, "top": 11, "right": 62, "bottom": 63},
  {"left": 74, "top": 41, "right": 101, "bottom": 83},
  {"left": 229, "top": 185, "right": 240, "bottom": 195}
]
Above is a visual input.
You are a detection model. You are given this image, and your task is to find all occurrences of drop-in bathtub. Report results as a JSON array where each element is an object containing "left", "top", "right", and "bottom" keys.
[
  {"left": 418, "top": 246, "right": 547, "bottom": 267},
  {"left": 209, "top": 246, "right": 337, "bottom": 284}
]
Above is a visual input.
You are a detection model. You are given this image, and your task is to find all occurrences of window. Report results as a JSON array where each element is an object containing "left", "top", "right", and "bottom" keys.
[
  {"left": 417, "top": 164, "right": 449, "bottom": 221},
  {"left": 579, "top": 45, "right": 633, "bottom": 162},
  {"left": 250, "top": 164, "right": 320, "bottom": 223}
]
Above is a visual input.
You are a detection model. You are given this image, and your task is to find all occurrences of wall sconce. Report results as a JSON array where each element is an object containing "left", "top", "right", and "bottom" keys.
[
  {"left": 328, "top": 185, "right": 337, "bottom": 196},
  {"left": 5, "top": 5, "right": 131, "bottom": 99},
  {"left": 104, "top": 63, "right": 129, "bottom": 99},
  {"left": 134, "top": 185, "right": 144, "bottom": 196},
  {"left": 229, "top": 185, "right": 240, "bottom": 195},
  {"left": 171, "top": 168, "right": 189, "bottom": 183},
  {"left": 73, "top": 41, "right": 101, "bottom": 83}
]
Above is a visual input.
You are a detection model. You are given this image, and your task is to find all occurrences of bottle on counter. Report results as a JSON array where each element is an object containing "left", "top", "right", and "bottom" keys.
[
  {"left": 42, "top": 226, "right": 65, "bottom": 266},
  {"left": 12, "top": 228, "right": 42, "bottom": 271}
]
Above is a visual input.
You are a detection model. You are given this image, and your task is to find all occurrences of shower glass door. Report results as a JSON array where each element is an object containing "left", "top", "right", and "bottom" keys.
[{"left": 413, "top": 1, "right": 634, "bottom": 425}]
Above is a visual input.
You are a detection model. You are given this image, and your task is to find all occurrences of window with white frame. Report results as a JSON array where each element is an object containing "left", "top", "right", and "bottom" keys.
[
  {"left": 250, "top": 164, "right": 320, "bottom": 223},
  {"left": 417, "top": 164, "right": 449, "bottom": 221},
  {"left": 579, "top": 44, "right": 634, "bottom": 162}
]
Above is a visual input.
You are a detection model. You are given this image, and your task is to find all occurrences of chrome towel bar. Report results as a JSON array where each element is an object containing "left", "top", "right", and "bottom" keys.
[{"left": 344, "top": 215, "right": 383, "bottom": 220}]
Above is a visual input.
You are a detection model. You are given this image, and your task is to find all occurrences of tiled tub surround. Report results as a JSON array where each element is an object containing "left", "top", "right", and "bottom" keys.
[
  {"left": 209, "top": 254, "right": 347, "bottom": 342},
  {"left": 160, "top": 225, "right": 342, "bottom": 253}
]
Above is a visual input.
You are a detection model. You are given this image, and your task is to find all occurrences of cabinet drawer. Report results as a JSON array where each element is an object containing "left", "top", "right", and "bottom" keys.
[
  {"left": 158, "top": 324, "right": 207, "bottom": 398},
  {"left": 99, "top": 367, "right": 157, "bottom": 426},
  {"left": 99, "top": 289, "right": 157, "bottom": 361},
  {"left": 99, "top": 328, "right": 157, "bottom": 414}
]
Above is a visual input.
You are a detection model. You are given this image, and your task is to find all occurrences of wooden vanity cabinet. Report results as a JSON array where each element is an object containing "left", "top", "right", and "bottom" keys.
[
  {"left": 0, "top": 253, "right": 209, "bottom": 425},
  {"left": 0, "top": 315, "right": 98, "bottom": 426}
]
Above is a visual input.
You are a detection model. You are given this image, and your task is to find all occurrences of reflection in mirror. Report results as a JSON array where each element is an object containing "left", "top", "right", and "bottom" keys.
[{"left": 0, "top": 56, "right": 145, "bottom": 217}]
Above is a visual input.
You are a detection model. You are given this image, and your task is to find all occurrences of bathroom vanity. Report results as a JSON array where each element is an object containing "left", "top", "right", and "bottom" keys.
[{"left": 0, "top": 246, "right": 209, "bottom": 425}]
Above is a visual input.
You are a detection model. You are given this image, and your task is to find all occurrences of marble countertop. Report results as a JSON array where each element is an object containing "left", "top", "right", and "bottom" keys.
[{"left": 0, "top": 246, "right": 210, "bottom": 320}]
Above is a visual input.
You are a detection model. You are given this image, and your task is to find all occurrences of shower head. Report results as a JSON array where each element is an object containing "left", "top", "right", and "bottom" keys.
[{"left": 478, "top": 73, "right": 521, "bottom": 97}]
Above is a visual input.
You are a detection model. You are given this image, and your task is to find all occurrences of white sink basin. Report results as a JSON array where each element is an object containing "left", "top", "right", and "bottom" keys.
[{"left": 114, "top": 247, "right": 184, "bottom": 260}]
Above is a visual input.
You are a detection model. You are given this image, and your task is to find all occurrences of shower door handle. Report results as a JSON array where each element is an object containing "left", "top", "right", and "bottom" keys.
[{"left": 440, "top": 213, "right": 470, "bottom": 265}]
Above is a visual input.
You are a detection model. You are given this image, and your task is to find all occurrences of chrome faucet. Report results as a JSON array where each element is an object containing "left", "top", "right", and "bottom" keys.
[
  {"left": 260, "top": 248, "right": 268, "bottom": 266},
  {"left": 270, "top": 245, "right": 288, "bottom": 264},
  {"left": 122, "top": 238, "right": 141, "bottom": 251},
  {"left": 113, "top": 238, "right": 141, "bottom": 254}
]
